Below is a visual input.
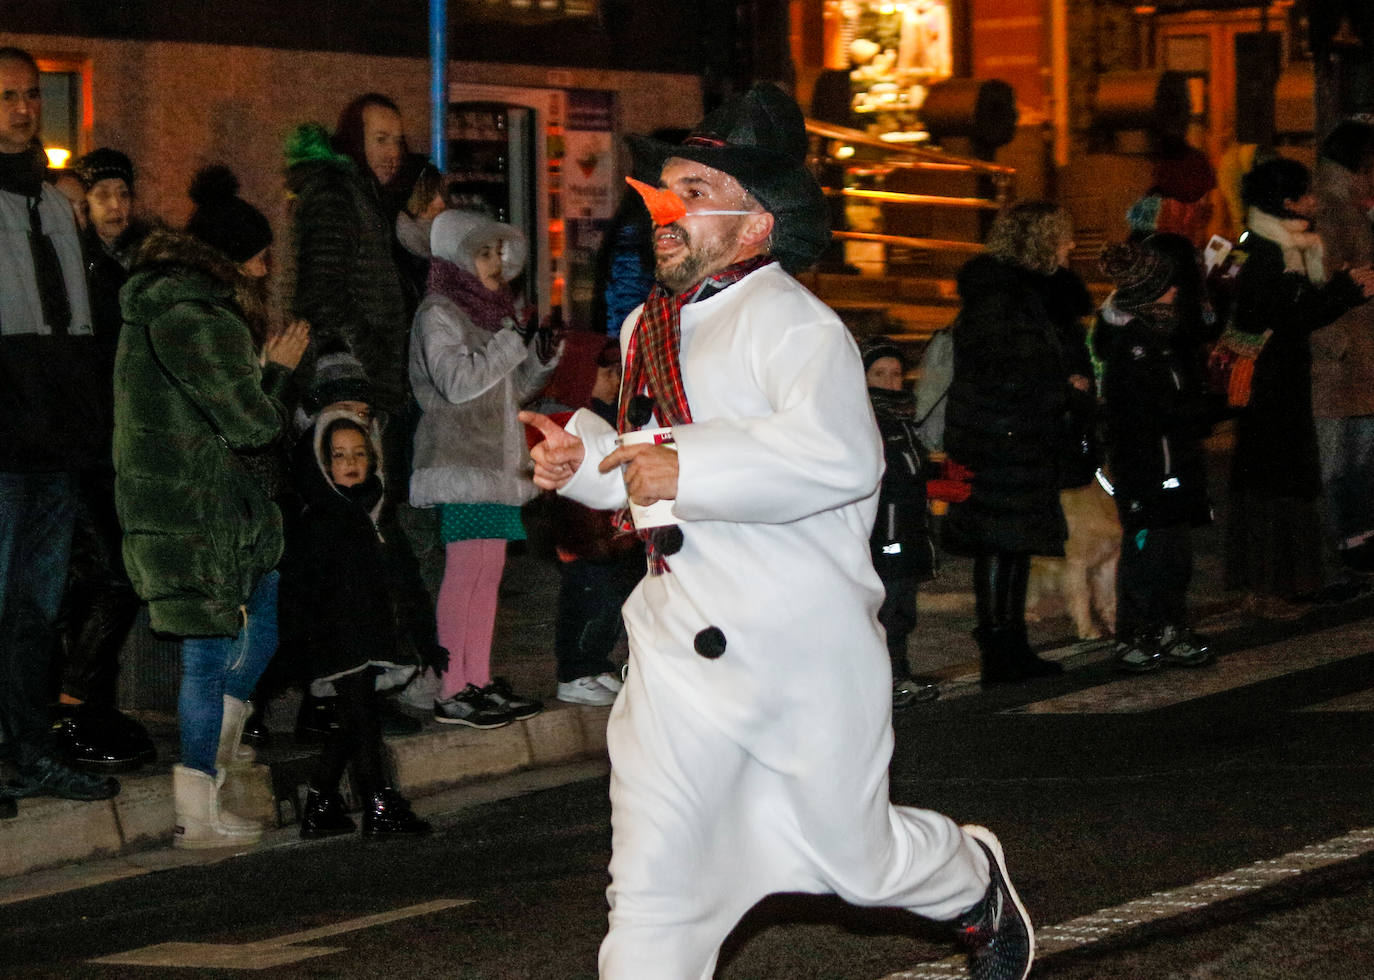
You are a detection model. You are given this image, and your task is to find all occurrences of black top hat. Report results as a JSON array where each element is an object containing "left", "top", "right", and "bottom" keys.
[{"left": 626, "top": 83, "right": 830, "bottom": 275}]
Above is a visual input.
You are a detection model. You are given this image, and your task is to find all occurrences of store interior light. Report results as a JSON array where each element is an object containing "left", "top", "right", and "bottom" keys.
[
  {"left": 835, "top": 145, "right": 856, "bottom": 159},
  {"left": 45, "top": 146, "right": 71, "bottom": 168}
]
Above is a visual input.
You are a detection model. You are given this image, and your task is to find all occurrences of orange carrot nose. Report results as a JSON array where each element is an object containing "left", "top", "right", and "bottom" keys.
[{"left": 626, "top": 176, "right": 687, "bottom": 226}]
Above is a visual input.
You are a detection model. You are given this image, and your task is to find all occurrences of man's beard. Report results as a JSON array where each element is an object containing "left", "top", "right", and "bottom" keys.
[{"left": 655, "top": 220, "right": 741, "bottom": 294}]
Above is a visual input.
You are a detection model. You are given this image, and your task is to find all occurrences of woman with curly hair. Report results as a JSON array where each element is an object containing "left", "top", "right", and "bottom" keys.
[{"left": 943, "top": 200, "right": 1096, "bottom": 684}]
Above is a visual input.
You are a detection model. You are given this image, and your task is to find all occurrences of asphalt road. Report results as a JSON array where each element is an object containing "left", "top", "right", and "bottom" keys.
[{"left": 4, "top": 599, "right": 1374, "bottom": 979}]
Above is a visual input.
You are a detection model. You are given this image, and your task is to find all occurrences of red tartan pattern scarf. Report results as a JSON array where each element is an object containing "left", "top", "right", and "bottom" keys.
[{"left": 616, "top": 254, "right": 776, "bottom": 573}]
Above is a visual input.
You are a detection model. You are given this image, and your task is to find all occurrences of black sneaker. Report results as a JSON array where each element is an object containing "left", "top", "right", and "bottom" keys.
[
  {"left": 480, "top": 678, "right": 544, "bottom": 721},
  {"left": 433, "top": 685, "right": 516, "bottom": 729},
  {"left": 893, "top": 676, "right": 940, "bottom": 709},
  {"left": 7, "top": 755, "right": 120, "bottom": 801},
  {"left": 1157, "top": 625, "right": 1213, "bottom": 668},
  {"left": 1113, "top": 637, "right": 1163, "bottom": 674},
  {"left": 955, "top": 825, "right": 1034, "bottom": 980}
]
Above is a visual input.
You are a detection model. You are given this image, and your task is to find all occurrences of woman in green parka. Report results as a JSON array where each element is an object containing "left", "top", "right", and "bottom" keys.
[{"left": 113, "top": 166, "right": 307, "bottom": 849}]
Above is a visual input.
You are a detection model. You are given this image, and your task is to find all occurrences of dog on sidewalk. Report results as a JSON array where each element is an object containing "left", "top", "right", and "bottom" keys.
[{"left": 1025, "top": 478, "right": 1121, "bottom": 640}]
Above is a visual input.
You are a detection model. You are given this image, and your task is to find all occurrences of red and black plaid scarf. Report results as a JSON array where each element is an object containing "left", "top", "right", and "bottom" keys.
[{"left": 616, "top": 254, "right": 775, "bottom": 573}]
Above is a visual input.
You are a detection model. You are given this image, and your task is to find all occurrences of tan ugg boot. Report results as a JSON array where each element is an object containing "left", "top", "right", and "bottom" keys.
[
  {"left": 216, "top": 695, "right": 256, "bottom": 770},
  {"left": 172, "top": 764, "right": 262, "bottom": 849}
]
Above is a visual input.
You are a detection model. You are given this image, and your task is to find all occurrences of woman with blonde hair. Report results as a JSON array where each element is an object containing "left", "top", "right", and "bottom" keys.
[{"left": 943, "top": 200, "right": 1096, "bottom": 684}]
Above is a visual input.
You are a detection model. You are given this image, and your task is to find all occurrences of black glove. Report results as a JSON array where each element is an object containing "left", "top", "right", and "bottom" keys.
[{"left": 535, "top": 323, "right": 560, "bottom": 364}]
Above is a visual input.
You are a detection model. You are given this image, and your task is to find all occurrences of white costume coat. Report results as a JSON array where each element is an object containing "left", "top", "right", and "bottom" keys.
[{"left": 559, "top": 265, "right": 989, "bottom": 979}]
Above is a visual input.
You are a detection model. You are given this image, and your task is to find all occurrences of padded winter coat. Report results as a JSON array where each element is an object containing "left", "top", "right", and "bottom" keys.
[
  {"left": 942, "top": 254, "right": 1078, "bottom": 557},
  {"left": 113, "top": 230, "right": 289, "bottom": 637},
  {"left": 287, "top": 142, "right": 408, "bottom": 412}
]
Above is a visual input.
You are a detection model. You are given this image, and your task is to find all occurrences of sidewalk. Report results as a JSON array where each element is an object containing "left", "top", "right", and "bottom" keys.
[{"left": 0, "top": 429, "right": 1251, "bottom": 880}]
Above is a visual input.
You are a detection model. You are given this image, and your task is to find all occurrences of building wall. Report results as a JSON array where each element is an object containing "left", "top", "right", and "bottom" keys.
[{"left": 2, "top": 30, "right": 701, "bottom": 241}]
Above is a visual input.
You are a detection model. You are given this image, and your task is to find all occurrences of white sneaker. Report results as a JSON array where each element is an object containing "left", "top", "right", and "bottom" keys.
[
  {"left": 595, "top": 670, "right": 624, "bottom": 694},
  {"left": 557, "top": 676, "right": 616, "bottom": 706}
]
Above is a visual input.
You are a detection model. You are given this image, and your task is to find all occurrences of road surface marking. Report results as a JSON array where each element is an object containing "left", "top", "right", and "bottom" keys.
[
  {"left": 878, "top": 826, "right": 1374, "bottom": 978},
  {"left": 89, "top": 898, "right": 471, "bottom": 969},
  {"left": 1010, "top": 621, "right": 1373, "bottom": 714}
]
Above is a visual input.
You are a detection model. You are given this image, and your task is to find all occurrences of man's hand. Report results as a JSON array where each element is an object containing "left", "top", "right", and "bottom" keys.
[
  {"left": 598, "top": 443, "right": 679, "bottom": 506},
  {"left": 519, "top": 411, "right": 586, "bottom": 491},
  {"left": 264, "top": 319, "right": 310, "bottom": 370}
]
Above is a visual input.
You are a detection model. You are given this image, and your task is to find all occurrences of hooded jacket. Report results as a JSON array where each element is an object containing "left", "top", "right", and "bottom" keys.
[
  {"left": 408, "top": 211, "right": 556, "bottom": 508},
  {"left": 292, "top": 407, "right": 423, "bottom": 686},
  {"left": 285, "top": 124, "right": 408, "bottom": 412},
  {"left": 1094, "top": 299, "right": 1213, "bottom": 530},
  {"left": 113, "top": 229, "right": 288, "bottom": 636}
]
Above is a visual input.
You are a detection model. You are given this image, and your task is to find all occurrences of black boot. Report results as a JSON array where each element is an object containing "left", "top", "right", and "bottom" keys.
[
  {"left": 300, "top": 787, "right": 356, "bottom": 839},
  {"left": 242, "top": 702, "right": 271, "bottom": 748},
  {"left": 295, "top": 693, "right": 340, "bottom": 742},
  {"left": 974, "top": 552, "right": 1063, "bottom": 685},
  {"left": 361, "top": 788, "right": 431, "bottom": 838}
]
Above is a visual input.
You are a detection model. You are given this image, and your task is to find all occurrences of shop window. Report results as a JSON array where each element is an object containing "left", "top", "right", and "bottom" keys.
[
  {"left": 464, "top": 0, "right": 599, "bottom": 19},
  {"left": 832, "top": 0, "right": 955, "bottom": 138}
]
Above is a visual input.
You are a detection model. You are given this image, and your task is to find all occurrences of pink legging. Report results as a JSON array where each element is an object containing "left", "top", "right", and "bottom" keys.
[{"left": 437, "top": 538, "right": 507, "bottom": 699}]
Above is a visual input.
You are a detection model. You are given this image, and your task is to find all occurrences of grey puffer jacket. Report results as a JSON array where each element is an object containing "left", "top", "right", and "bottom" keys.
[{"left": 408, "top": 294, "right": 556, "bottom": 507}]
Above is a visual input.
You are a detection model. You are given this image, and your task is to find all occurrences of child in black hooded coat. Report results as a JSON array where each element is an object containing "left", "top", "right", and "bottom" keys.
[{"left": 294, "top": 409, "right": 431, "bottom": 838}]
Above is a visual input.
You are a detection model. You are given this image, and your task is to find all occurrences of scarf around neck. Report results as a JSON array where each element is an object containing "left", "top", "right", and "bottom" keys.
[
  {"left": 615, "top": 254, "right": 776, "bottom": 573},
  {"left": 426, "top": 257, "right": 528, "bottom": 333},
  {"left": 1247, "top": 208, "right": 1325, "bottom": 283}
]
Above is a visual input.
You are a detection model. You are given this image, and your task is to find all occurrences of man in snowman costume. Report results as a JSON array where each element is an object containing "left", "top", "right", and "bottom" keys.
[{"left": 519, "top": 83, "right": 1033, "bottom": 980}]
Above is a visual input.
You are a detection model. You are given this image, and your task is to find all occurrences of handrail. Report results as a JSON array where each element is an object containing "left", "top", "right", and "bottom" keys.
[
  {"left": 805, "top": 118, "right": 1017, "bottom": 178},
  {"left": 804, "top": 115, "right": 1014, "bottom": 263}
]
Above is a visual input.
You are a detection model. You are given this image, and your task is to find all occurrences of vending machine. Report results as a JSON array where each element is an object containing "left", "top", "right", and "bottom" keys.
[{"left": 447, "top": 85, "right": 566, "bottom": 321}]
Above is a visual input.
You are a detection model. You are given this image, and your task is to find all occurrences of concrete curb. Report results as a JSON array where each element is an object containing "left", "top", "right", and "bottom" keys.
[{"left": 0, "top": 701, "right": 611, "bottom": 881}]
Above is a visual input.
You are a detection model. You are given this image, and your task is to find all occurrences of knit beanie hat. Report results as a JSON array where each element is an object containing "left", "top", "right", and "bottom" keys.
[
  {"left": 1100, "top": 239, "right": 1176, "bottom": 313},
  {"left": 306, "top": 347, "right": 374, "bottom": 414},
  {"left": 185, "top": 164, "right": 273, "bottom": 264},
  {"left": 73, "top": 147, "right": 134, "bottom": 191},
  {"left": 859, "top": 335, "right": 906, "bottom": 373}
]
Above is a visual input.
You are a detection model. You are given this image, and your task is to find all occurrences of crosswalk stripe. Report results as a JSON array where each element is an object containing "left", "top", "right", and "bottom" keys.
[
  {"left": 876, "top": 827, "right": 1374, "bottom": 979},
  {"left": 1008, "top": 621, "right": 1374, "bottom": 715}
]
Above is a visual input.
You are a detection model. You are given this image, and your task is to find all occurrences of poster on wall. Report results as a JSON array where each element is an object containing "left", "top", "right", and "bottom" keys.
[
  {"left": 563, "top": 89, "right": 618, "bottom": 330},
  {"left": 564, "top": 91, "right": 616, "bottom": 220}
]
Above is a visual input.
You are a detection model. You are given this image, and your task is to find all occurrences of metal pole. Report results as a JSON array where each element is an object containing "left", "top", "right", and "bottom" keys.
[{"left": 430, "top": 0, "right": 447, "bottom": 171}]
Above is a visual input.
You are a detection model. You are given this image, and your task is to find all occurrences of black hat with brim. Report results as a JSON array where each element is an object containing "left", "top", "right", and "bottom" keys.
[{"left": 626, "top": 83, "right": 830, "bottom": 275}]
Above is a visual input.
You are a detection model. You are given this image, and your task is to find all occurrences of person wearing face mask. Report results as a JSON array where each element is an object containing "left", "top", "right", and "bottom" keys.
[{"left": 114, "top": 165, "right": 309, "bottom": 848}]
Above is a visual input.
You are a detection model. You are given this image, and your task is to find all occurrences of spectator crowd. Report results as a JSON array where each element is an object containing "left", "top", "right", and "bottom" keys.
[{"left": 4, "top": 40, "right": 1374, "bottom": 869}]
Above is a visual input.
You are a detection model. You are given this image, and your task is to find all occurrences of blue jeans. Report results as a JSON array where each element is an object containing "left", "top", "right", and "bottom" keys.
[
  {"left": 179, "top": 570, "right": 279, "bottom": 775},
  {"left": 0, "top": 471, "right": 76, "bottom": 762}
]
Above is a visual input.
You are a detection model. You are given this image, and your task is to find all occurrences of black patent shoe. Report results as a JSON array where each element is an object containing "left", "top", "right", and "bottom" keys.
[
  {"left": 295, "top": 694, "right": 340, "bottom": 742},
  {"left": 361, "top": 788, "right": 431, "bottom": 837},
  {"left": 300, "top": 787, "right": 356, "bottom": 839},
  {"left": 51, "top": 706, "right": 155, "bottom": 773}
]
